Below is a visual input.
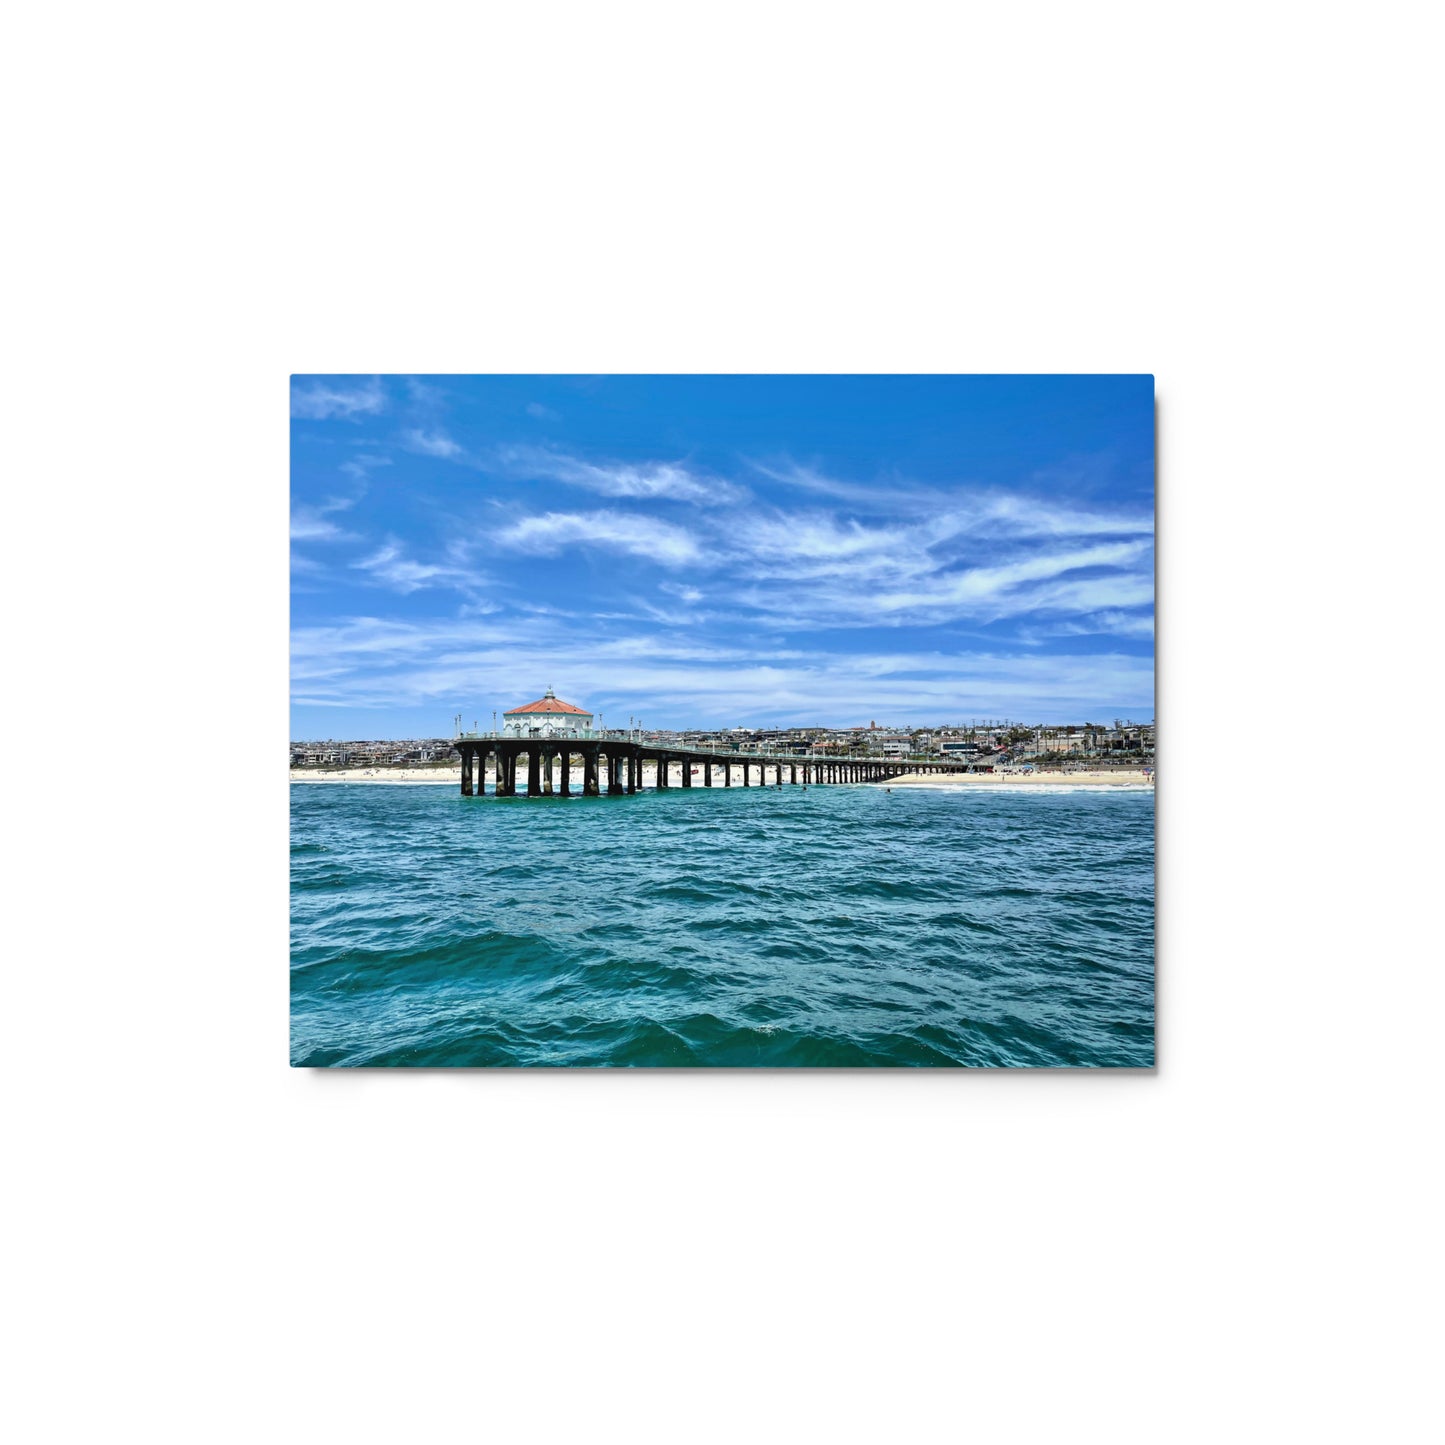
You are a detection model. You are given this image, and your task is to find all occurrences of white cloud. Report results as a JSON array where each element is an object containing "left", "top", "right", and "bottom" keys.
[
  {"left": 351, "top": 540, "right": 488, "bottom": 595},
  {"left": 718, "top": 509, "right": 1154, "bottom": 628},
  {"left": 869, "top": 541, "right": 1152, "bottom": 614},
  {"left": 1024, "top": 611, "right": 1156, "bottom": 641},
  {"left": 719, "top": 492, "right": 1152, "bottom": 594},
  {"left": 525, "top": 402, "right": 559, "bottom": 421},
  {"left": 290, "top": 611, "right": 1153, "bottom": 723},
  {"left": 956, "top": 493, "right": 1154, "bottom": 540},
  {"left": 339, "top": 453, "right": 391, "bottom": 484},
  {"left": 496, "top": 510, "right": 702, "bottom": 567},
  {"left": 1017, "top": 573, "right": 1156, "bottom": 614},
  {"left": 498, "top": 447, "right": 747, "bottom": 505},
  {"left": 405, "top": 378, "right": 447, "bottom": 408},
  {"left": 291, "top": 378, "right": 385, "bottom": 421},
  {"left": 749, "top": 460, "right": 929, "bottom": 508},
  {"left": 733, "top": 514, "right": 913, "bottom": 579},
  {"left": 752, "top": 460, "right": 1153, "bottom": 538},
  {"left": 291, "top": 511, "right": 343, "bottom": 542},
  {"left": 402, "top": 428, "right": 463, "bottom": 459},
  {"left": 292, "top": 441, "right": 1153, "bottom": 726},
  {"left": 1092, "top": 610, "right": 1155, "bottom": 638},
  {"left": 290, "top": 496, "right": 358, "bottom": 542}
]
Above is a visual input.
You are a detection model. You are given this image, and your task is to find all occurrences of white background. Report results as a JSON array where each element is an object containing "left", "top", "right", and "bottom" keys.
[{"left": 5, "top": 3, "right": 1439, "bottom": 1441}]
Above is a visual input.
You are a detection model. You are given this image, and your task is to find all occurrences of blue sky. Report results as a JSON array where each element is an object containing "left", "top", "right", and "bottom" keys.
[{"left": 291, "top": 375, "right": 1154, "bottom": 739}]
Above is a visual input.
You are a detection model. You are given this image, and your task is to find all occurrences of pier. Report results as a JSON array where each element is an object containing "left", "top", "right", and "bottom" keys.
[{"left": 451, "top": 733, "right": 971, "bottom": 797}]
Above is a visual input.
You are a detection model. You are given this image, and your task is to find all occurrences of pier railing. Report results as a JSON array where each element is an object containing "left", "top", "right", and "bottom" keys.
[{"left": 454, "top": 730, "right": 974, "bottom": 765}]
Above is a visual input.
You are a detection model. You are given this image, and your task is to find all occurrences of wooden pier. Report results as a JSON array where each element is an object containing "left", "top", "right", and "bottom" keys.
[{"left": 451, "top": 735, "right": 973, "bottom": 796}]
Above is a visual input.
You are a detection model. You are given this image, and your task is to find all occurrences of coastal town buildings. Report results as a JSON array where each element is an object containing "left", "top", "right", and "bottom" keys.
[{"left": 290, "top": 711, "right": 1154, "bottom": 768}]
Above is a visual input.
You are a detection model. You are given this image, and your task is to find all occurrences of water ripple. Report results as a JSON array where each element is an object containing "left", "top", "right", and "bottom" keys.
[{"left": 291, "top": 783, "right": 1154, "bottom": 1067}]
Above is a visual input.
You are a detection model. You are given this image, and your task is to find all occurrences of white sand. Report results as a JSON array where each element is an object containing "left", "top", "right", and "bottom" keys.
[
  {"left": 291, "top": 766, "right": 467, "bottom": 785},
  {"left": 887, "top": 768, "right": 1153, "bottom": 788}
]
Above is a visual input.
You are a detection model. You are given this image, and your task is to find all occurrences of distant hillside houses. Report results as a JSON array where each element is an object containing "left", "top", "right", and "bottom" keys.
[
  {"left": 290, "top": 739, "right": 452, "bottom": 768},
  {"left": 290, "top": 720, "right": 1154, "bottom": 767}
]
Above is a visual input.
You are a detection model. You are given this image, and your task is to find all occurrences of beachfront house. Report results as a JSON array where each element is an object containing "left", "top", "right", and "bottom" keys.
[
  {"left": 872, "top": 732, "right": 912, "bottom": 757},
  {"left": 939, "top": 741, "right": 981, "bottom": 759},
  {"left": 502, "top": 687, "right": 594, "bottom": 739}
]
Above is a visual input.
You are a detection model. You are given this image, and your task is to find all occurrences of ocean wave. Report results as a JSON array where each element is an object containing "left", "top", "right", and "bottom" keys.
[{"left": 291, "top": 780, "right": 1154, "bottom": 1067}]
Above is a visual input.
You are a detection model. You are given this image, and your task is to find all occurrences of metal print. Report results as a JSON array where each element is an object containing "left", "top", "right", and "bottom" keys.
[{"left": 290, "top": 375, "right": 1155, "bottom": 1066}]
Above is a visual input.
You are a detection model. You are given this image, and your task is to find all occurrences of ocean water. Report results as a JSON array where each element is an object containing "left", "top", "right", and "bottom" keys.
[{"left": 291, "top": 781, "right": 1155, "bottom": 1067}]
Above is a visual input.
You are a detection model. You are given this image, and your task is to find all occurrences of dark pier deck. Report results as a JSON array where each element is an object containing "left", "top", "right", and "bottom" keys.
[{"left": 451, "top": 735, "right": 974, "bottom": 796}]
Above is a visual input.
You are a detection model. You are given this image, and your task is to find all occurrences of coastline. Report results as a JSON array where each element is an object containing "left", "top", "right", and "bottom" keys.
[
  {"left": 291, "top": 767, "right": 465, "bottom": 785},
  {"left": 291, "top": 764, "right": 1153, "bottom": 788},
  {"left": 887, "top": 768, "right": 1153, "bottom": 788}
]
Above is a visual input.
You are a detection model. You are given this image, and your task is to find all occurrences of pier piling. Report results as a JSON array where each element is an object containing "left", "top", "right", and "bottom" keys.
[{"left": 456, "top": 731, "right": 978, "bottom": 800}]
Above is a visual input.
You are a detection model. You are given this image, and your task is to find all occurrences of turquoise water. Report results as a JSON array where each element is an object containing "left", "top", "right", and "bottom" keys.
[{"left": 291, "top": 782, "right": 1155, "bottom": 1067}]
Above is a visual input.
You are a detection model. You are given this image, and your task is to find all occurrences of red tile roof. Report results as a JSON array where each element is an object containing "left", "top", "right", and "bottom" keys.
[{"left": 504, "top": 693, "right": 591, "bottom": 716}]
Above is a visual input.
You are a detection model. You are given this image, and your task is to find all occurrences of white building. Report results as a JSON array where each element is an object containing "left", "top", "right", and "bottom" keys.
[
  {"left": 502, "top": 687, "right": 594, "bottom": 739},
  {"left": 868, "top": 731, "right": 912, "bottom": 756}
]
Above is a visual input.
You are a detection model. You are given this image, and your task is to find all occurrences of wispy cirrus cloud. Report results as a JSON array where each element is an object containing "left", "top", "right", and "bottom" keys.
[
  {"left": 729, "top": 513, "right": 914, "bottom": 580},
  {"left": 497, "top": 447, "right": 747, "bottom": 505},
  {"left": 289, "top": 611, "right": 1154, "bottom": 723},
  {"left": 291, "top": 510, "right": 346, "bottom": 542},
  {"left": 868, "top": 540, "right": 1152, "bottom": 613},
  {"left": 339, "top": 453, "right": 392, "bottom": 485},
  {"left": 730, "top": 537, "right": 1154, "bottom": 628},
  {"left": 352, "top": 539, "right": 489, "bottom": 596},
  {"left": 1020, "top": 610, "right": 1156, "bottom": 643},
  {"left": 752, "top": 460, "right": 1152, "bottom": 537},
  {"left": 404, "top": 378, "right": 448, "bottom": 409},
  {"left": 706, "top": 495, "right": 1153, "bottom": 624},
  {"left": 475, "top": 484, "right": 1153, "bottom": 628},
  {"left": 401, "top": 428, "right": 464, "bottom": 459},
  {"left": 495, "top": 510, "right": 702, "bottom": 567},
  {"left": 290, "top": 496, "right": 359, "bottom": 542},
  {"left": 291, "top": 378, "right": 386, "bottom": 421},
  {"left": 951, "top": 492, "right": 1153, "bottom": 540},
  {"left": 749, "top": 460, "right": 935, "bottom": 508},
  {"left": 290, "top": 379, "right": 1155, "bottom": 731}
]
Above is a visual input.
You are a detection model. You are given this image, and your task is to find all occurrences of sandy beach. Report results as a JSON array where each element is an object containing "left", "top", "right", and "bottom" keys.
[
  {"left": 292, "top": 766, "right": 467, "bottom": 785},
  {"left": 291, "top": 764, "right": 1152, "bottom": 788},
  {"left": 887, "top": 768, "right": 1153, "bottom": 788}
]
